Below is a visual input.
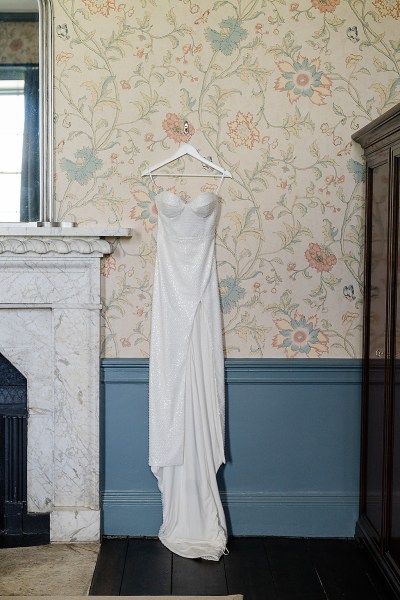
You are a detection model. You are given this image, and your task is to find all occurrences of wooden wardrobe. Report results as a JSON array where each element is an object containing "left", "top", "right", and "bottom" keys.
[{"left": 353, "top": 103, "right": 400, "bottom": 595}]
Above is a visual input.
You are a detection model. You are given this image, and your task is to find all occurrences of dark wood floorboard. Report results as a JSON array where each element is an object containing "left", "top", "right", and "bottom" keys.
[
  {"left": 264, "top": 537, "right": 327, "bottom": 600},
  {"left": 120, "top": 538, "right": 172, "bottom": 596},
  {"left": 353, "top": 542, "right": 397, "bottom": 600},
  {"left": 172, "top": 553, "right": 227, "bottom": 595},
  {"left": 90, "top": 536, "right": 397, "bottom": 598},
  {"left": 90, "top": 538, "right": 128, "bottom": 595},
  {"left": 224, "top": 537, "right": 278, "bottom": 600},
  {"left": 308, "top": 538, "right": 389, "bottom": 600}
]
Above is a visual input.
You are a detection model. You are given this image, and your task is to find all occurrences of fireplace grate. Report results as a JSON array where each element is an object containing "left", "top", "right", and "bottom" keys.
[{"left": 0, "top": 353, "right": 50, "bottom": 547}]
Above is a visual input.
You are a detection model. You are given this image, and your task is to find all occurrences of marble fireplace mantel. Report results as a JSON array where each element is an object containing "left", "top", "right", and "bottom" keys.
[{"left": 0, "top": 226, "right": 132, "bottom": 542}]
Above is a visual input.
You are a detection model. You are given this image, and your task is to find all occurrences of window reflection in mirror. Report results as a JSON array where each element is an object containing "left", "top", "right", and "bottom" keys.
[{"left": 0, "top": 2, "right": 39, "bottom": 223}]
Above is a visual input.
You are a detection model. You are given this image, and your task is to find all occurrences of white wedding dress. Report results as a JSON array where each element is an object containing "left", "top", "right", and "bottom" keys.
[{"left": 149, "top": 189, "right": 227, "bottom": 560}]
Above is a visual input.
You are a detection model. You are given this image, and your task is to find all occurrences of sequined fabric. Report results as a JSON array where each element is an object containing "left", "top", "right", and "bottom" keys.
[
  {"left": 148, "top": 190, "right": 227, "bottom": 560},
  {"left": 149, "top": 191, "right": 225, "bottom": 468}
]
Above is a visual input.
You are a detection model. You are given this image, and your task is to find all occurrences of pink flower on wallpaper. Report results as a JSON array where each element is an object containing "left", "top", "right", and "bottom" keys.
[
  {"left": 82, "top": 0, "right": 116, "bottom": 16},
  {"left": 101, "top": 255, "right": 117, "bottom": 277},
  {"left": 305, "top": 243, "right": 337, "bottom": 273},
  {"left": 227, "top": 112, "right": 260, "bottom": 149},
  {"left": 162, "top": 113, "right": 194, "bottom": 143},
  {"left": 373, "top": 0, "right": 400, "bottom": 18},
  {"left": 311, "top": 0, "right": 340, "bottom": 12}
]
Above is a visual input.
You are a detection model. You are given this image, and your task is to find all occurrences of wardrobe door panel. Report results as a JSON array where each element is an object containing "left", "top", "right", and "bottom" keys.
[
  {"left": 365, "top": 159, "right": 390, "bottom": 539},
  {"left": 389, "top": 150, "right": 400, "bottom": 564}
]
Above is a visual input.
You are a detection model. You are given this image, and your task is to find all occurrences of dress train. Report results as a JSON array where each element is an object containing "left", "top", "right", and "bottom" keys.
[{"left": 152, "top": 302, "right": 227, "bottom": 560}]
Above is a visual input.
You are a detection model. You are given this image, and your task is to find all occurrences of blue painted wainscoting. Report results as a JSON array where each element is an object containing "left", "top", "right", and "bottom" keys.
[{"left": 101, "top": 359, "right": 362, "bottom": 537}]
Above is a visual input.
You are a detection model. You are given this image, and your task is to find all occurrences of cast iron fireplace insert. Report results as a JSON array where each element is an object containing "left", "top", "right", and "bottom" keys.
[{"left": 0, "top": 353, "right": 49, "bottom": 547}]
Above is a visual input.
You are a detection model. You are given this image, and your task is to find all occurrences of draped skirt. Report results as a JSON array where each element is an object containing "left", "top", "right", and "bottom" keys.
[{"left": 151, "top": 302, "right": 227, "bottom": 560}]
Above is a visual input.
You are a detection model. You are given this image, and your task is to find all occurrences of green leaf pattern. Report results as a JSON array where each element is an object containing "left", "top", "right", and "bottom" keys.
[{"left": 53, "top": 0, "right": 400, "bottom": 358}]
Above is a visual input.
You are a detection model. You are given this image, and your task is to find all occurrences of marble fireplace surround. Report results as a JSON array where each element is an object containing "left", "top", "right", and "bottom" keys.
[{"left": 0, "top": 227, "right": 131, "bottom": 542}]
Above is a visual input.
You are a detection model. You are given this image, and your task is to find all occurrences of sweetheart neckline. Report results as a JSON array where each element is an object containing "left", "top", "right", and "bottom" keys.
[{"left": 156, "top": 190, "right": 217, "bottom": 207}]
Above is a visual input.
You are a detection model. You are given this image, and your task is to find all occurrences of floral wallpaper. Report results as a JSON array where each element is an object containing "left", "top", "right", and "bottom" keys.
[
  {"left": 52, "top": 0, "right": 400, "bottom": 359},
  {"left": 0, "top": 22, "right": 38, "bottom": 64}
]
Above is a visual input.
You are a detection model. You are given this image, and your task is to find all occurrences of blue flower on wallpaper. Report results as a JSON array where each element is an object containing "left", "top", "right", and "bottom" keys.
[
  {"left": 60, "top": 147, "right": 103, "bottom": 185},
  {"left": 272, "top": 312, "right": 328, "bottom": 358},
  {"left": 220, "top": 276, "right": 246, "bottom": 313},
  {"left": 130, "top": 190, "right": 158, "bottom": 232},
  {"left": 275, "top": 55, "right": 332, "bottom": 105},
  {"left": 205, "top": 18, "right": 247, "bottom": 56},
  {"left": 347, "top": 159, "right": 365, "bottom": 183}
]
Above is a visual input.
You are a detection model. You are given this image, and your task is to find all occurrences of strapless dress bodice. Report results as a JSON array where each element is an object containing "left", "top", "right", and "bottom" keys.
[{"left": 155, "top": 191, "right": 218, "bottom": 238}]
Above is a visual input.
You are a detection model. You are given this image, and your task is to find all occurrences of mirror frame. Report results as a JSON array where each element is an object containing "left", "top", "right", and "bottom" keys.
[
  {"left": 37, "top": 0, "right": 54, "bottom": 225},
  {"left": 0, "top": 0, "right": 53, "bottom": 226}
]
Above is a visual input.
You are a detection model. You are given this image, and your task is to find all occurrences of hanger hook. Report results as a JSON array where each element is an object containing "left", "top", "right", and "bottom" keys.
[{"left": 183, "top": 120, "right": 190, "bottom": 136}]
